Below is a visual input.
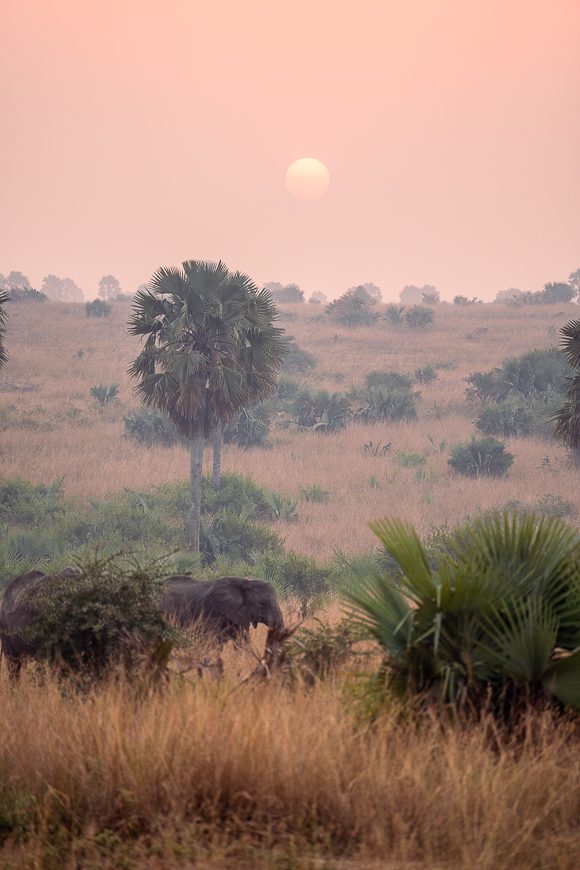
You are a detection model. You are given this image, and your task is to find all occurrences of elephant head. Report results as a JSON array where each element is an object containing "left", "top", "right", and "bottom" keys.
[{"left": 161, "top": 575, "right": 284, "bottom": 642}]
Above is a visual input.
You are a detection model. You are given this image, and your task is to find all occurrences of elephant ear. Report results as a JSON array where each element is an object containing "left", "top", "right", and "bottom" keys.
[{"left": 203, "top": 578, "right": 252, "bottom": 630}]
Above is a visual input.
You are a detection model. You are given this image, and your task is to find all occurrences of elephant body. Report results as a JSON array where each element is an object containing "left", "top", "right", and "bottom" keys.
[
  {"left": 0, "top": 570, "right": 52, "bottom": 677},
  {"left": 160, "top": 575, "right": 284, "bottom": 642}
]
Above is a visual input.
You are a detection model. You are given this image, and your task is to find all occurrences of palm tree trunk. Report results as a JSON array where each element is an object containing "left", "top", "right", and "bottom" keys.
[
  {"left": 188, "top": 433, "right": 205, "bottom": 550},
  {"left": 212, "top": 424, "right": 222, "bottom": 488}
]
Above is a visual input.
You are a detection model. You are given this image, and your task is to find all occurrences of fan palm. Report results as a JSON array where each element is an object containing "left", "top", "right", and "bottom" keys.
[
  {"left": 552, "top": 318, "right": 580, "bottom": 460},
  {"left": 0, "top": 291, "right": 8, "bottom": 368},
  {"left": 345, "top": 511, "right": 580, "bottom": 714},
  {"left": 128, "top": 260, "right": 286, "bottom": 549}
]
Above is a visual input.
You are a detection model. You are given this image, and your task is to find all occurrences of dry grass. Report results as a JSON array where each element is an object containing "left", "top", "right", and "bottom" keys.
[
  {"left": 0, "top": 652, "right": 579, "bottom": 868},
  {"left": 1, "top": 299, "right": 578, "bottom": 557}
]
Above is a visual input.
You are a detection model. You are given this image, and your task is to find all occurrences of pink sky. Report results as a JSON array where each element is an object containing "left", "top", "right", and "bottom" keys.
[{"left": 1, "top": 0, "right": 579, "bottom": 301}]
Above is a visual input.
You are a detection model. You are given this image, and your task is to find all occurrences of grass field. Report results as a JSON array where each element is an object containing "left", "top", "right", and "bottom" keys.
[{"left": 1, "top": 298, "right": 578, "bottom": 558}]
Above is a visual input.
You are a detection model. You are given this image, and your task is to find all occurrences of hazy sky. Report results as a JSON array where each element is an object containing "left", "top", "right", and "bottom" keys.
[{"left": 2, "top": 0, "right": 579, "bottom": 301}]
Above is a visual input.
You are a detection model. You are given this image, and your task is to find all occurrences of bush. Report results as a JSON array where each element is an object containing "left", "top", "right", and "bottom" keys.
[
  {"left": 7, "top": 287, "right": 46, "bottom": 303},
  {"left": 292, "top": 389, "right": 351, "bottom": 433},
  {"left": 124, "top": 408, "right": 186, "bottom": 448},
  {"left": 384, "top": 304, "right": 406, "bottom": 325},
  {"left": 414, "top": 365, "right": 437, "bottom": 384},
  {"left": 448, "top": 437, "right": 514, "bottom": 478},
  {"left": 85, "top": 299, "right": 112, "bottom": 318},
  {"left": 223, "top": 403, "right": 273, "bottom": 449},
  {"left": 404, "top": 305, "right": 433, "bottom": 329},
  {"left": 253, "top": 549, "right": 334, "bottom": 599},
  {"left": 326, "top": 289, "right": 378, "bottom": 328},
  {"left": 200, "top": 473, "right": 280, "bottom": 521},
  {"left": 23, "top": 556, "right": 173, "bottom": 677},
  {"left": 90, "top": 383, "right": 119, "bottom": 406},
  {"left": 475, "top": 398, "right": 534, "bottom": 437},
  {"left": 281, "top": 338, "right": 317, "bottom": 374},
  {"left": 299, "top": 484, "right": 331, "bottom": 503},
  {"left": 346, "top": 512, "right": 580, "bottom": 716},
  {"left": 355, "top": 372, "right": 417, "bottom": 423},
  {"left": 264, "top": 282, "right": 304, "bottom": 304},
  {"left": 201, "top": 512, "right": 283, "bottom": 565},
  {"left": 0, "top": 477, "right": 65, "bottom": 526}
]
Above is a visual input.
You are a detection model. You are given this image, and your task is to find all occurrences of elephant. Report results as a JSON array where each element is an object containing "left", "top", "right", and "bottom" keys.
[
  {"left": 159, "top": 575, "right": 284, "bottom": 644},
  {"left": 0, "top": 569, "right": 74, "bottom": 678}
]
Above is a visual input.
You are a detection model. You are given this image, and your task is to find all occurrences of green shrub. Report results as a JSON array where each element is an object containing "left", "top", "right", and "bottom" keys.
[
  {"left": 253, "top": 549, "right": 334, "bottom": 599},
  {"left": 124, "top": 408, "right": 186, "bottom": 448},
  {"left": 475, "top": 398, "right": 534, "bottom": 437},
  {"left": 7, "top": 287, "right": 46, "bottom": 303},
  {"left": 448, "top": 437, "right": 514, "bottom": 478},
  {"left": 85, "top": 299, "right": 112, "bottom": 318},
  {"left": 201, "top": 512, "right": 283, "bottom": 565},
  {"left": 200, "top": 473, "right": 278, "bottom": 521},
  {"left": 394, "top": 450, "right": 426, "bottom": 468},
  {"left": 262, "top": 491, "right": 298, "bottom": 522},
  {"left": 404, "top": 305, "right": 433, "bottom": 329},
  {"left": 299, "top": 484, "right": 331, "bottom": 503},
  {"left": 0, "top": 477, "right": 66, "bottom": 526},
  {"left": 90, "top": 383, "right": 119, "bottom": 406},
  {"left": 292, "top": 389, "right": 351, "bottom": 433},
  {"left": 223, "top": 403, "right": 273, "bottom": 449},
  {"left": 326, "top": 289, "right": 378, "bottom": 328},
  {"left": 346, "top": 512, "right": 580, "bottom": 716},
  {"left": 414, "top": 365, "right": 438, "bottom": 384},
  {"left": 23, "top": 556, "right": 173, "bottom": 677},
  {"left": 384, "top": 304, "right": 406, "bottom": 325},
  {"left": 355, "top": 373, "right": 417, "bottom": 423},
  {"left": 281, "top": 338, "right": 317, "bottom": 374}
]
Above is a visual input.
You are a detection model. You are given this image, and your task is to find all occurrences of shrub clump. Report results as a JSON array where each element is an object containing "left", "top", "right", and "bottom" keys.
[
  {"left": 448, "top": 437, "right": 514, "bottom": 478},
  {"left": 22, "top": 557, "right": 173, "bottom": 677},
  {"left": 326, "top": 288, "right": 379, "bottom": 328},
  {"left": 85, "top": 299, "right": 112, "bottom": 318}
]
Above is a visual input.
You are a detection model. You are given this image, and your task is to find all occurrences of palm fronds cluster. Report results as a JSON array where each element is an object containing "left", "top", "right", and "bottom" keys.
[{"left": 347, "top": 511, "right": 580, "bottom": 714}]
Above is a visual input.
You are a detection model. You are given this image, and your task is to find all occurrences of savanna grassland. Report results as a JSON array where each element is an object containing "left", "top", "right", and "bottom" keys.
[
  {"left": 1, "top": 299, "right": 580, "bottom": 868},
  {"left": 1, "top": 299, "right": 578, "bottom": 557}
]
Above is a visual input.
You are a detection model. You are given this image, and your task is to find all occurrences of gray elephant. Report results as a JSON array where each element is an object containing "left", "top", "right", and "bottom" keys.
[
  {"left": 160, "top": 575, "right": 284, "bottom": 643},
  {"left": 0, "top": 569, "right": 58, "bottom": 677}
]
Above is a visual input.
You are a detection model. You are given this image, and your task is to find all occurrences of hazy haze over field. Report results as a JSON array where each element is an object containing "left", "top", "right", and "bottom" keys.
[{"left": 1, "top": 0, "right": 579, "bottom": 300}]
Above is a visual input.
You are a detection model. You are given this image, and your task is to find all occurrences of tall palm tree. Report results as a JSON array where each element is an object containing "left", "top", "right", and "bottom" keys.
[
  {"left": 0, "top": 291, "right": 9, "bottom": 369},
  {"left": 553, "top": 318, "right": 580, "bottom": 461},
  {"left": 128, "top": 260, "right": 286, "bottom": 550}
]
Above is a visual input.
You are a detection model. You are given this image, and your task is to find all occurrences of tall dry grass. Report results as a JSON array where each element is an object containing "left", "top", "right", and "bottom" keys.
[
  {"left": 0, "top": 661, "right": 579, "bottom": 868},
  {"left": 1, "top": 299, "right": 578, "bottom": 557}
]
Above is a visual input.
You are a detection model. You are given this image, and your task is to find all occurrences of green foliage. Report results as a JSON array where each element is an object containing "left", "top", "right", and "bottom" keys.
[
  {"left": 292, "top": 388, "right": 351, "bottom": 433},
  {"left": 475, "top": 398, "right": 534, "bottom": 437},
  {"left": 201, "top": 512, "right": 283, "bottom": 565},
  {"left": 299, "top": 484, "right": 331, "bottom": 503},
  {"left": 223, "top": 403, "right": 273, "bottom": 449},
  {"left": 345, "top": 512, "right": 580, "bottom": 715},
  {"left": 7, "top": 287, "right": 46, "bottom": 303},
  {"left": 0, "top": 477, "right": 65, "bottom": 526},
  {"left": 355, "top": 371, "right": 417, "bottom": 423},
  {"left": 253, "top": 549, "right": 334, "bottom": 600},
  {"left": 90, "top": 383, "right": 119, "bottom": 406},
  {"left": 394, "top": 451, "right": 426, "bottom": 468},
  {"left": 23, "top": 556, "right": 174, "bottom": 677},
  {"left": 85, "top": 299, "right": 112, "bottom": 317},
  {"left": 404, "top": 305, "right": 434, "bottom": 329},
  {"left": 0, "top": 291, "right": 8, "bottom": 369},
  {"left": 262, "top": 491, "right": 298, "bottom": 522},
  {"left": 264, "top": 282, "right": 304, "bottom": 304},
  {"left": 503, "top": 494, "right": 573, "bottom": 519},
  {"left": 384, "top": 304, "right": 406, "bottom": 325},
  {"left": 326, "top": 288, "right": 379, "bottom": 327},
  {"left": 124, "top": 408, "right": 187, "bottom": 448},
  {"left": 200, "top": 473, "right": 281, "bottom": 521},
  {"left": 552, "top": 319, "right": 580, "bottom": 453},
  {"left": 414, "top": 365, "right": 437, "bottom": 384},
  {"left": 288, "top": 618, "right": 361, "bottom": 683},
  {"left": 280, "top": 338, "right": 317, "bottom": 374},
  {"left": 448, "top": 437, "right": 514, "bottom": 478}
]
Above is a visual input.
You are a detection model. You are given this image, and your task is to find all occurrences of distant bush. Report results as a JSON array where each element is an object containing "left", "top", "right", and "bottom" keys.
[
  {"left": 516, "top": 283, "right": 575, "bottom": 305},
  {"left": 355, "top": 371, "right": 417, "bottom": 423},
  {"left": 90, "top": 383, "right": 119, "bottom": 406},
  {"left": 414, "top": 365, "right": 438, "bottom": 384},
  {"left": 326, "top": 288, "right": 379, "bottom": 328},
  {"left": 475, "top": 398, "right": 534, "bottom": 438},
  {"left": 399, "top": 285, "right": 437, "bottom": 305},
  {"left": 308, "top": 291, "right": 327, "bottom": 305},
  {"left": 7, "top": 287, "right": 46, "bottom": 303},
  {"left": 395, "top": 450, "right": 426, "bottom": 468},
  {"left": 466, "top": 349, "right": 569, "bottom": 405},
  {"left": 404, "top": 306, "right": 433, "bottom": 329},
  {"left": 200, "top": 473, "right": 281, "bottom": 521},
  {"left": 299, "top": 484, "right": 331, "bottom": 503},
  {"left": 292, "top": 389, "right": 351, "bottom": 433},
  {"left": 281, "top": 338, "right": 317, "bottom": 374},
  {"left": 504, "top": 494, "right": 573, "bottom": 519},
  {"left": 85, "top": 299, "right": 112, "bottom": 318},
  {"left": 124, "top": 408, "right": 186, "bottom": 448},
  {"left": 223, "top": 403, "right": 273, "bottom": 449},
  {"left": 384, "top": 304, "right": 406, "bottom": 325},
  {"left": 253, "top": 549, "right": 334, "bottom": 599},
  {"left": 453, "top": 295, "right": 480, "bottom": 305},
  {"left": 264, "top": 282, "right": 304, "bottom": 303},
  {"left": 448, "top": 437, "right": 514, "bottom": 478},
  {"left": 0, "top": 477, "right": 65, "bottom": 526},
  {"left": 201, "top": 511, "right": 283, "bottom": 565},
  {"left": 23, "top": 556, "right": 173, "bottom": 677}
]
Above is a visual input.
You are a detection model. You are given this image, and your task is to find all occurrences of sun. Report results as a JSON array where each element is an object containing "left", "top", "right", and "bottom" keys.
[{"left": 285, "top": 157, "right": 330, "bottom": 200}]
